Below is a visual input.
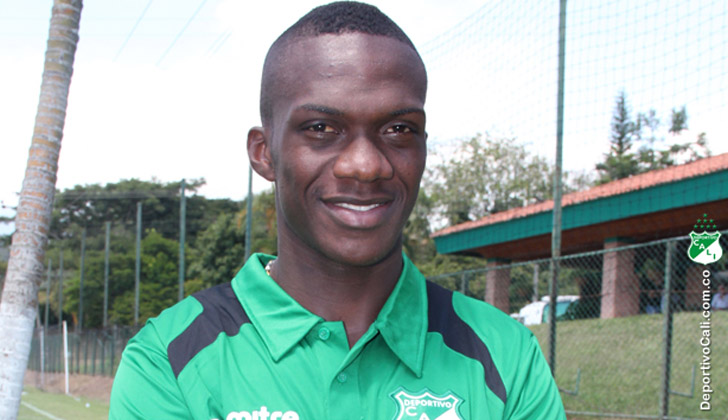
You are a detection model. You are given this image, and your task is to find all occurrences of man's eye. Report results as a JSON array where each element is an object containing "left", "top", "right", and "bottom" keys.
[
  {"left": 385, "top": 124, "right": 413, "bottom": 134},
  {"left": 306, "top": 123, "right": 336, "bottom": 133}
]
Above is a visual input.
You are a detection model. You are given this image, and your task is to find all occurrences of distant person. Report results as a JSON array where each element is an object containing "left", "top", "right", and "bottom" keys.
[
  {"left": 108, "top": 2, "right": 566, "bottom": 419},
  {"left": 712, "top": 283, "right": 728, "bottom": 310}
]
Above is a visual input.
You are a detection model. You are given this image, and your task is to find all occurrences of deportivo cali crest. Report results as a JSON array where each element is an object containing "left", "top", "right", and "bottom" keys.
[
  {"left": 391, "top": 389, "right": 463, "bottom": 420},
  {"left": 688, "top": 231, "right": 723, "bottom": 265}
]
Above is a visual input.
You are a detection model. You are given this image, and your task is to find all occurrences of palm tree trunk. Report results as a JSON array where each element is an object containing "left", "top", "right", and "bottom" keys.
[{"left": 0, "top": 1, "right": 82, "bottom": 418}]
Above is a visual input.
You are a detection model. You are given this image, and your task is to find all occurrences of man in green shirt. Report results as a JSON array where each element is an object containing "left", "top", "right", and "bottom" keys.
[{"left": 110, "top": 2, "right": 566, "bottom": 419}]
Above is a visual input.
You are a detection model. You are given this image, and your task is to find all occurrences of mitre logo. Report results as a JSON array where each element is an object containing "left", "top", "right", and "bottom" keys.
[
  {"left": 688, "top": 214, "right": 723, "bottom": 265},
  {"left": 391, "top": 388, "right": 464, "bottom": 420},
  {"left": 212, "top": 406, "right": 299, "bottom": 420}
]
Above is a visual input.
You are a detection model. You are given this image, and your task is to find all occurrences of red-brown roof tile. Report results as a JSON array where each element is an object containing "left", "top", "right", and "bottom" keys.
[{"left": 432, "top": 152, "right": 728, "bottom": 238}]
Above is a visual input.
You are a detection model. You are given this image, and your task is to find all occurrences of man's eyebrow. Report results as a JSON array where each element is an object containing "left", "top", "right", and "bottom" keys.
[
  {"left": 389, "top": 107, "right": 425, "bottom": 117},
  {"left": 298, "top": 104, "right": 344, "bottom": 116},
  {"left": 297, "top": 104, "right": 425, "bottom": 118}
]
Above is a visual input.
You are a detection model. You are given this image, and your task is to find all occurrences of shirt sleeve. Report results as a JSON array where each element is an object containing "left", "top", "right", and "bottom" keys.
[
  {"left": 504, "top": 334, "right": 566, "bottom": 420},
  {"left": 109, "top": 323, "right": 193, "bottom": 420}
]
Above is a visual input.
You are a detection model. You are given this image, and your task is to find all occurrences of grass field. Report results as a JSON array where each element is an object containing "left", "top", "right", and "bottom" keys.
[
  {"left": 18, "top": 387, "right": 109, "bottom": 420},
  {"left": 532, "top": 310, "right": 727, "bottom": 419}
]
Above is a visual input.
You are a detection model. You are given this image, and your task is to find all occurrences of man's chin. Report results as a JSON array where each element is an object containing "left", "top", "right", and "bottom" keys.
[{"left": 321, "top": 240, "right": 402, "bottom": 268}]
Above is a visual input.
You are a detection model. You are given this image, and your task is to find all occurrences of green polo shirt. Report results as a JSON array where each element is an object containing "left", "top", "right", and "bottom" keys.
[{"left": 110, "top": 253, "right": 565, "bottom": 420}]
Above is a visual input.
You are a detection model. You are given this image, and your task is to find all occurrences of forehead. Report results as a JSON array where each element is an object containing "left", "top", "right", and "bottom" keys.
[{"left": 266, "top": 33, "right": 427, "bottom": 119}]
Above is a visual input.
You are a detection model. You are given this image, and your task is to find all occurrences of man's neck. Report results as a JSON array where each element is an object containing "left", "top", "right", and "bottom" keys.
[{"left": 270, "top": 241, "right": 403, "bottom": 348}]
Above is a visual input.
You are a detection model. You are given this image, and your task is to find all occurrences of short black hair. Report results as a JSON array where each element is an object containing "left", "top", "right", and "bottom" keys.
[{"left": 259, "top": 1, "right": 422, "bottom": 126}]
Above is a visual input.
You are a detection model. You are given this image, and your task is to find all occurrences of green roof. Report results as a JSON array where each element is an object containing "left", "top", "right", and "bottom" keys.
[{"left": 434, "top": 170, "right": 728, "bottom": 255}]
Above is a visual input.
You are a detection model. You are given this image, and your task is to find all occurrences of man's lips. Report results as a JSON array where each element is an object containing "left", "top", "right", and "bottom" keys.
[
  {"left": 333, "top": 202, "right": 385, "bottom": 212},
  {"left": 323, "top": 196, "right": 392, "bottom": 208},
  {"left": 321, "top": 196, "right": 393, "bottom": 227}
]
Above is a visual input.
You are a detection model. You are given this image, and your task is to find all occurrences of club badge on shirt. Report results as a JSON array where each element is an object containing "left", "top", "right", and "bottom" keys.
[{"left": 391, "top": 388, "right": 464, "bottom": 420}]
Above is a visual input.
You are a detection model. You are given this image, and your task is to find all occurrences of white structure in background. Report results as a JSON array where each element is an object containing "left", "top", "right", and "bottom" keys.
[{"left": 512, "top": 295, "right": 580, "bottom": 326}]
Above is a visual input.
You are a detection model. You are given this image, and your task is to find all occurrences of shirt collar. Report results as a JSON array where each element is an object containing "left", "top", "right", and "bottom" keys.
[
  {"left": 372, "top": 254, "right": 428, "bottom": 377},
  {"left": 232, "top": 253, "right": 428, "bottom": 376}
]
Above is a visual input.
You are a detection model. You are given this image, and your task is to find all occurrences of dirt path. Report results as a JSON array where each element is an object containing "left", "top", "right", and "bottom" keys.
[{"left": 24, "top": 371, "right": 114, "bottom": 403}]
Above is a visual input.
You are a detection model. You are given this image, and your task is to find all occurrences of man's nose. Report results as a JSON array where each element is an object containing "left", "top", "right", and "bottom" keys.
[{"left": 332, "top": 134, "right": 394, "bottom": 182}]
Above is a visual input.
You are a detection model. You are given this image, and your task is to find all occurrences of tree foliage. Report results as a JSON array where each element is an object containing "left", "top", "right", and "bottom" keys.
[
  {"left": 596, "top": 91, "right": 710, "bottom": 184},
  {"left": 188, "top": 188, "right": 277, "bottom": 289},
  {"left": 425, "top": 134, "right": 554, "bottom": 226},
  {"left": 50, "top": 178, "right": 238, "bottom": 244},
  {"left": 28, "top": 178, "right": 246, "bottom": 328},
  {"left": 404, "top": 134, "right": 596, "bottom": 280}
]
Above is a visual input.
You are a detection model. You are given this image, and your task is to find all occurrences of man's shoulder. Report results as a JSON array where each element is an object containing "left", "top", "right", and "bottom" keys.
[
  {"left": 142, "top": 282, "right": 246, "bottom": 348},
  {"left": 425, "top": 280, "right": 532, "bottom": 345},
  {"left": 424, "top": 281, "right": 539, "bottom": 407}
]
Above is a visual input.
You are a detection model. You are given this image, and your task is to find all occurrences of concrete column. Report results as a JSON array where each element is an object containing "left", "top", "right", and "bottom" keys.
[
  {"left": 683, "top": 266, "right": 706, "bottom": 311},
  {"left": 600, "top": 238, "right": 639, "bottom": 318},
  {"left": 485, "top": 259, "right": 511, "bottom": 314}
]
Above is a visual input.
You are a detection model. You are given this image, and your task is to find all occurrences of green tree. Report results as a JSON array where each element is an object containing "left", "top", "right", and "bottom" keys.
[
  {"left": 425, "top": 134, "right": 554, "bottom": 226},
  {"left": 61, "top": 228, "right": 183, "bottom": 327},
  {"left": 596, "top": 92, "right": 710, "bottom": 184},
  {"left": 595, "top": 91, "right": 641, "bottom": 183},
  {"left": 188, "top": 189, "right": 277, "bottom": 289},
  {"left": 109, "top": 230, "right": 180, "bottom": 325},
  {"left": 405, "top": 134, "right": 585, "bottom": 280},
  {"left": 50, "top": 178, "right": 238, "bottom": 243},
  {"left": 188, "top": 213, "right": 246, "bottom": 288}
]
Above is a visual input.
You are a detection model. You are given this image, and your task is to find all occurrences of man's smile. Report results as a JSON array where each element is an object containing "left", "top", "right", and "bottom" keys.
[
  {"left": 334, "top": 202, "right": 384, "bottom": 212},
  {"left": 321, "top": 196, "right": 394, "bottom": 229}
]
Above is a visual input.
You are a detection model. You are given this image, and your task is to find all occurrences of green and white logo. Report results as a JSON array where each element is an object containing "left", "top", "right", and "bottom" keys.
[
  {"left": 391, "top": 389, "right": 463, "bottom": 420},
  {"left": 688, "top": 214, "right": 723, "bottom": 265}
]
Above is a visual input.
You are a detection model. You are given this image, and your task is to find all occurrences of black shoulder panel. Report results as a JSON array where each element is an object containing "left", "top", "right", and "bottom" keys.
[
  {"left": 426, "top": 280, "right": 507, "bottom": 405},
  {"left": 168, "top": 282, "right": 250, "bottom": 378}
]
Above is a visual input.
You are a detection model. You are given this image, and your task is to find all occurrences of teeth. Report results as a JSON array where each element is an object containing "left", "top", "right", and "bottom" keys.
[{"left": 336, "top": 203, "right": 381, "bottom": 212}]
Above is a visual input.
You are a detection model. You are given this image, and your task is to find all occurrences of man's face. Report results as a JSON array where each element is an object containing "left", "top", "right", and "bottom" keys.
[{"left": 260, "top": 33, "right": 427, "bottom": 267}]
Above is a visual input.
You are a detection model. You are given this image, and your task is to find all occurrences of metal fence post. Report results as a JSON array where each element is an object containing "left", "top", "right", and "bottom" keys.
[
  {"left": 104, "top": 221, "right": 111, "bottom": 328},
  {"left": 44, "top": 259, "right": 51, "bottom": 331},
  {"left": 92, "top": 330, "right": 97, "bottom": 376},
  {"left": 135, "top": 202, "right": 142, "bottom": 326},
  {"left": 78, "top": 228, "right": 86, "bottom": 333},
  {"left": 111, "top": 325, "right": 117, "bottom": 376},
  {"left": 40, "top": 327, "right": 45, "bottom": 389},
  {"left": 75, "top": 333, "right": 80, "bottom": 374},
  {"left": 84, "top": 331, "right": 89, "bottom": 374},
  {"left": 178, "top": 179, "right": 186, "bottom": 301},
  {"left": 58, "top": 249, "right": 63, "bottom": 328},
  {"left": 660, "top": 241, "right": 675, "bottom": 417},
  {"left": 548, "top": 0, "right": 568, "bottom": 376}
]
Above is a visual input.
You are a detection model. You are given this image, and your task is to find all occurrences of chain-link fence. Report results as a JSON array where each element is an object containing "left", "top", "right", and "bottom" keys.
[
  {"left": 27, "top": 325, "right": 140, "bottom": 381},
  {"left": 429, "top": 232, "right": 727, "bottom": 419},
  {"left": 24, "top": 231, "right": 726, "bottom": 418}
]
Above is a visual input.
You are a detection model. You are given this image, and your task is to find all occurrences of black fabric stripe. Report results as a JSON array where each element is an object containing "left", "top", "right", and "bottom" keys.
[
  {"left": 426, "top": 280, "right": 507, "bottom": 404},
  {"left": 168, "top": 282, "right": 250, "bottom": 378}
]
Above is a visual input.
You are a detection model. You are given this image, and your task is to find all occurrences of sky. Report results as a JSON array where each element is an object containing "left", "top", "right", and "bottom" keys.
[
  {"left": 1, "top": 0, "right": 726, "bottom": 232},
  {"left": 0, "top": 0, "right": 485, "bottom": 218}
]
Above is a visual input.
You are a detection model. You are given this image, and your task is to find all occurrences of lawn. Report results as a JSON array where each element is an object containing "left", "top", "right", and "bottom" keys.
[
  {"left": 18, "top": 387, "right": 109, "bottom": 420},
  {"left": 531, "top": 310, "right": 727, "bottom": 419}
]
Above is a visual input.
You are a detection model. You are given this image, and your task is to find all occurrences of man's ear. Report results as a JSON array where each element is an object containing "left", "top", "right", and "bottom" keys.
[{"left": 247, "top": 126, "right": 276, "bottom": 182}]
